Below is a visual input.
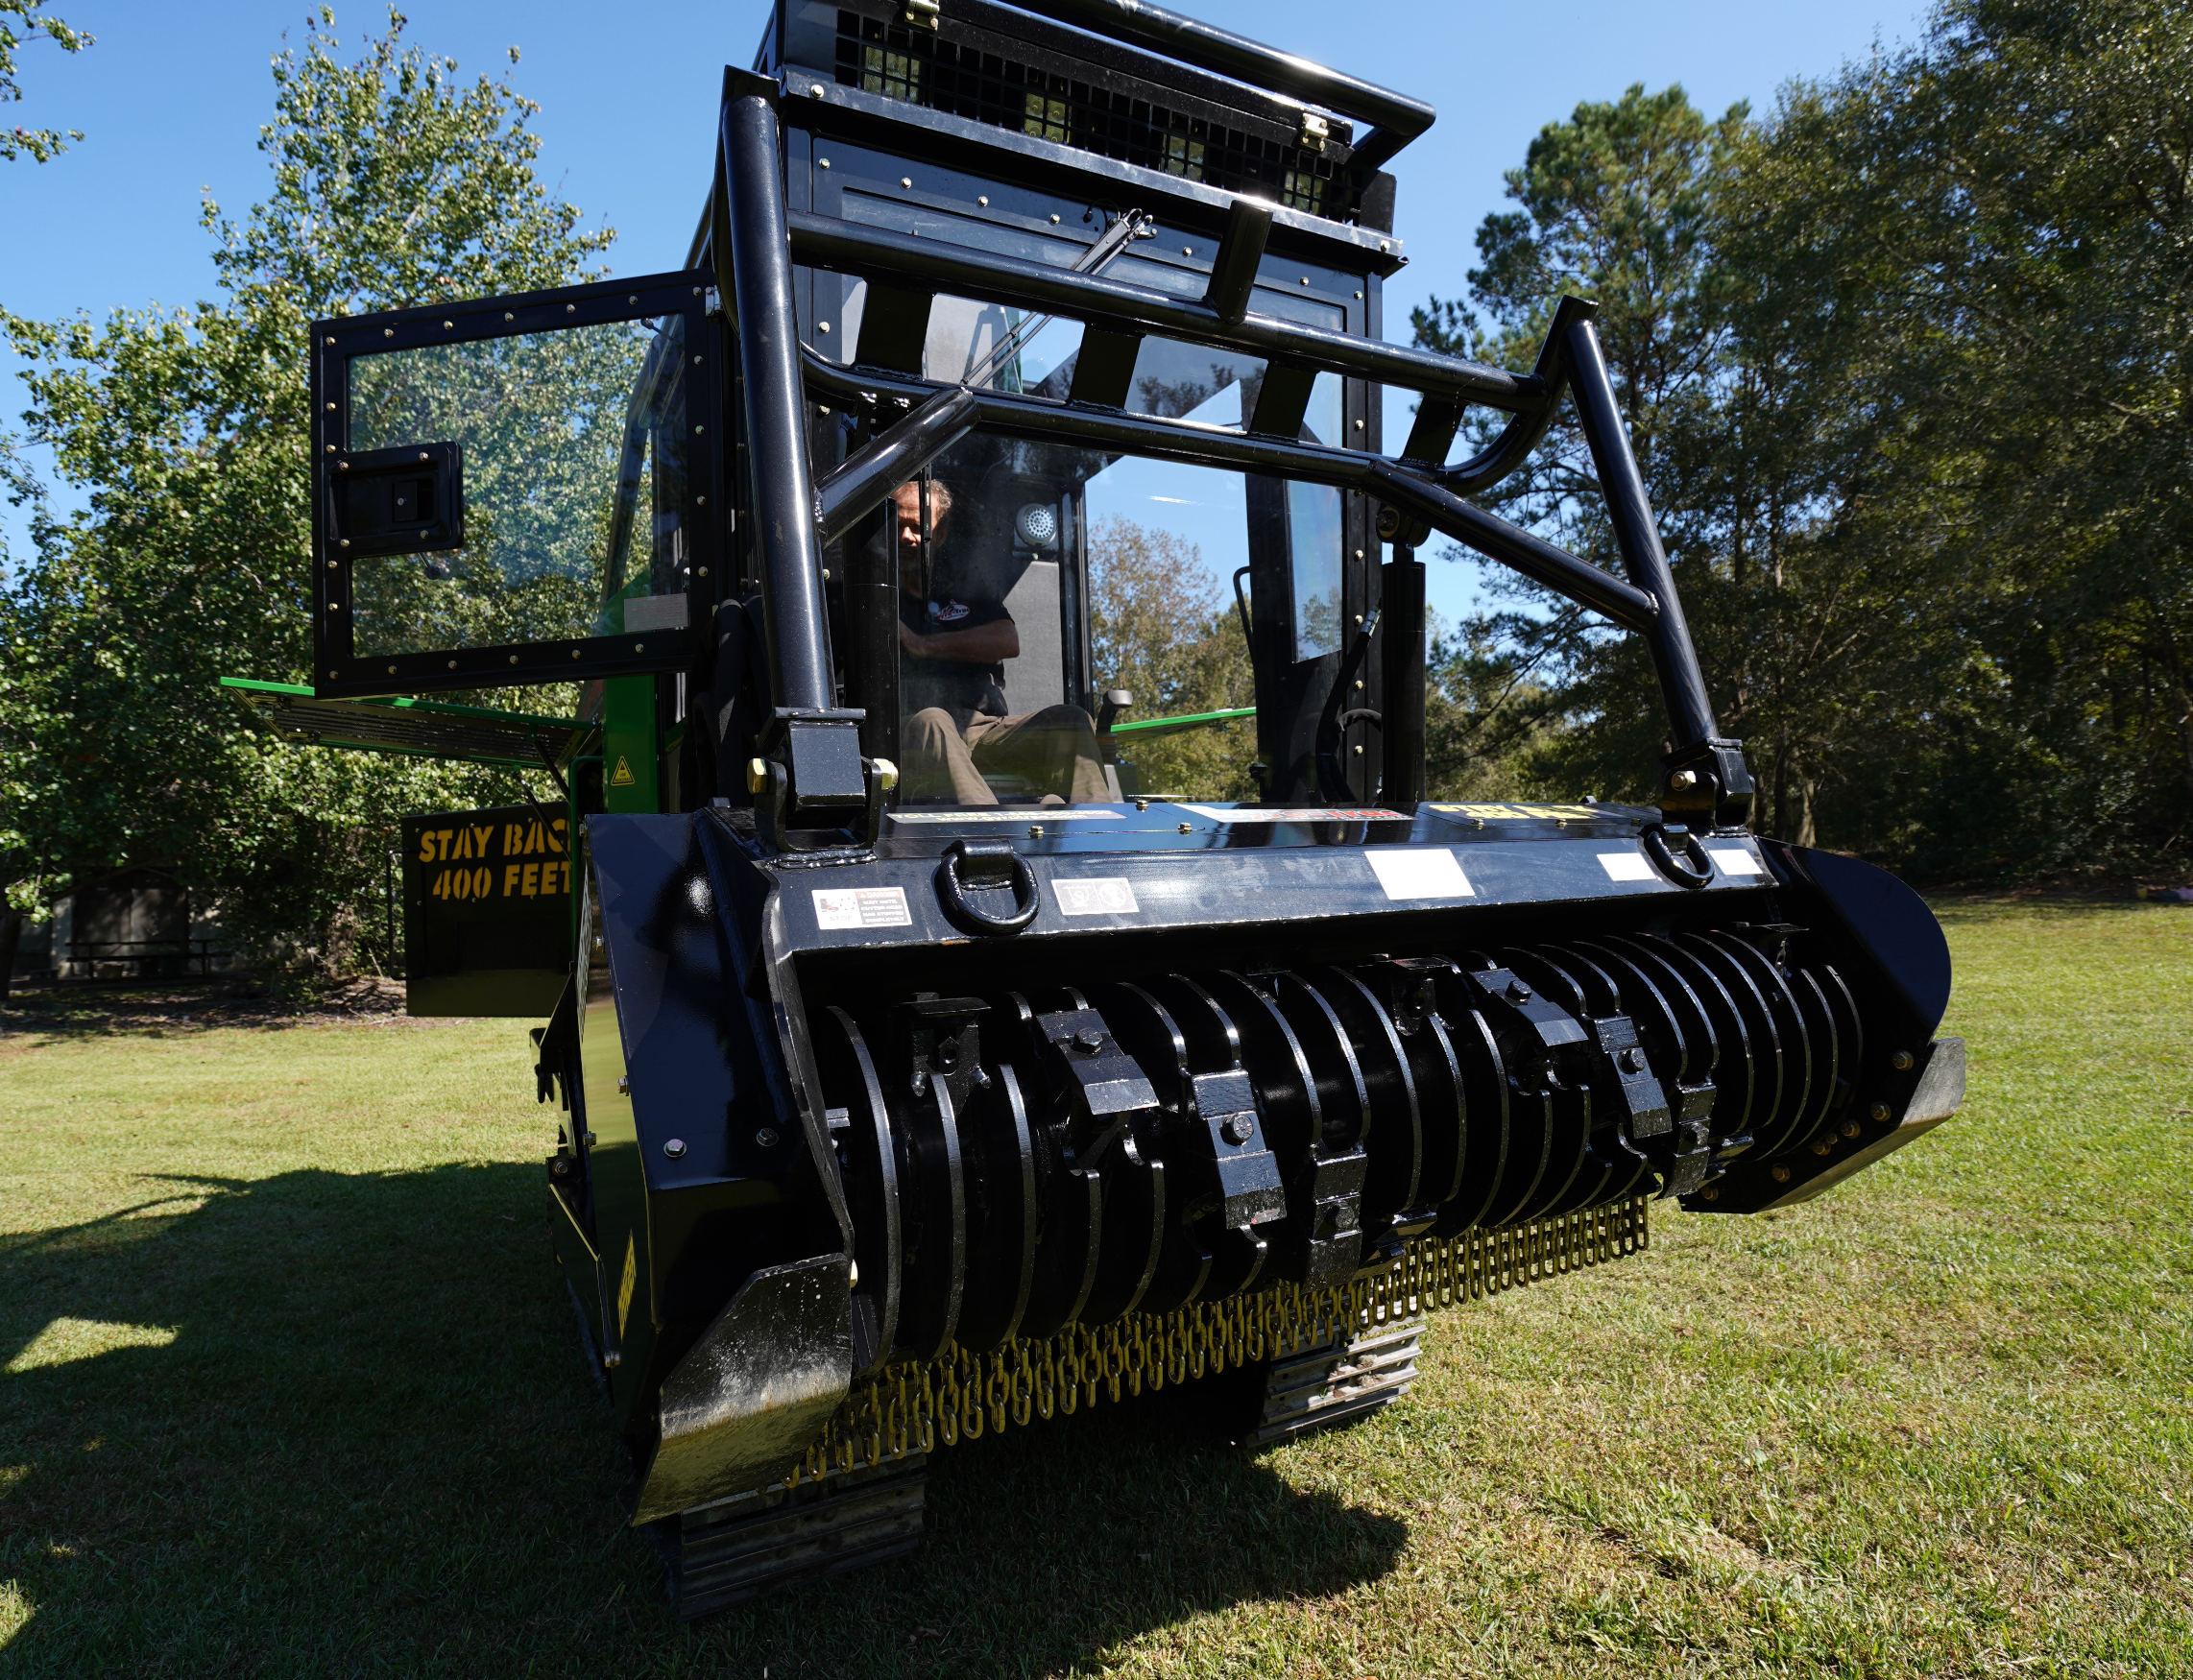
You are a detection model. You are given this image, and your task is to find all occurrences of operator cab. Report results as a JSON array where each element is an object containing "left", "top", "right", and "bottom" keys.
[
  {"left": 305, "top": 0, "right": 1472, "bottom": 835},
  {"left": 703, "top": 0, "right": 1409, "bottom": 819},
  {"left": 787, "top": 106, "right": 1385, "bottom": 809}
]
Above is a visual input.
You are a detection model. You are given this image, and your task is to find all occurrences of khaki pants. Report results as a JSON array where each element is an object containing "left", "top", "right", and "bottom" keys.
[{"left": 903, "top": 705, "right": 1110, "bottom": 805}]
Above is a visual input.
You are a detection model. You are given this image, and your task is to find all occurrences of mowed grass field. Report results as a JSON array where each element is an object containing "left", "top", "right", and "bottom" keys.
[{"left": 0, "top": 900, "right": 2188, "bottom": 1678}]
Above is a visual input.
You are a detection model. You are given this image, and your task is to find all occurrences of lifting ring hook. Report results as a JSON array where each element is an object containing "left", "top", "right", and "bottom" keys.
[
  {"left": 934, "top": 838, "right": 1040, "bottom": 935},
  {"left": 1641, "top": 823, "right": 1714, "bottom": 890}
]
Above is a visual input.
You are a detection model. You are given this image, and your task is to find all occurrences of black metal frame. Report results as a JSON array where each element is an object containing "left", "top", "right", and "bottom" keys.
[
  {"left": 309, "top": 272, "right": 726, "bottom": 699},
  {"left": 771, "top": 0, "right": 1424, "bottom": 234},
  {"left": 508, "top": 14, "right": 1963, "bottom": 1577},
  {"left": 307, "top": 20, "right": 1751, "bottom": 829},
  {"left": 784, "top": 206, "right": 1529, "bottom": 406},
  {"left": 770, "top": 60, "right": 1399, "bottom": 289},
  {"left": 700, "top": 63, "right": 1752, "bottom": 829},
  {"left": 1000, "top": 0, "right": 1435, "bottom": 174}
]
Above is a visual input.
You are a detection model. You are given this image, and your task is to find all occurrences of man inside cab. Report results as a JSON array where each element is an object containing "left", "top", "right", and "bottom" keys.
[{"left": 888, "top": 478, "right": 1108, "bottom": 805}]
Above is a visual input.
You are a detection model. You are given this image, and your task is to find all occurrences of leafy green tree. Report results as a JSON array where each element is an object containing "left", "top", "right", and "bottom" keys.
[
  {"left": 1415, "top": 84, "right": 1747, "bottom": 555},
  {"left": 0, "top": 8, "right": 615, "bottom": 972},
  {"left": 1408, "top": 36, "right": 2180, "bottom": 869},
  {"left": 0, "top": 0, "right": 88, "bottom": 163},
  {"left": 1704, "top": 0, "right": 2193, "bottom": 874},
  {"left": 1410, "top": 85, "right": 1760, "bottom": 817},
  {"left": 1087, "top": 517, "right": 1256, "bottom": 800},
  {"left": 0, "top": 0, "right": 90, "bottom": 993},
  {"left": 1420, "top": 614, "right": 1578, "bottom": 804}
]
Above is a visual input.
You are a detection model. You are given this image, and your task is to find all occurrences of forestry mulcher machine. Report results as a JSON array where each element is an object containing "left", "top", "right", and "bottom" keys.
[{"left": 268, "top": 0, "right": 1965, "bottom": 1618}]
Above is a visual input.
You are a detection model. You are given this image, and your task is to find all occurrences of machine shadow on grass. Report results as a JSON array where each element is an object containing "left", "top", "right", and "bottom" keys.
[{"left": 0, "top": 1158, "right": 1405, "bottom": 1675}]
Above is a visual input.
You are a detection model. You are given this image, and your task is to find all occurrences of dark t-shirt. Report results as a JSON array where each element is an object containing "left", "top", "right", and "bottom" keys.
[{"left": 900, "top": 590, "right": 1011, "bottom": 721}]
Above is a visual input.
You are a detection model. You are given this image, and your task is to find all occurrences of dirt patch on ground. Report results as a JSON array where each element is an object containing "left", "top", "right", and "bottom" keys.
[{"left": 0, "top": 975, "right": 465, "bottom": 1040}]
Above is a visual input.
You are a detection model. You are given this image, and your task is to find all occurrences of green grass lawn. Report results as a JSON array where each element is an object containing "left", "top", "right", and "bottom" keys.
[{"left": 1, "top": 900, "right": 2189, "bottom": 1678}]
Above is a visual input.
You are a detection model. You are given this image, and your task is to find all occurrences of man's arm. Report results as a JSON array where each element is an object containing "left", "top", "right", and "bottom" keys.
[{"left": 899, "top": 615, "right": 1020, "bottom": 663}]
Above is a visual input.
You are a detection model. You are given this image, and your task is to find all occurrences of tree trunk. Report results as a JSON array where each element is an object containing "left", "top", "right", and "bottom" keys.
[
  {"left": 0, "top": 907, "right": 22, "bottom": 1013},
  {"left": 2155, "top": 616, "right": 2193, "bottom": 800}
]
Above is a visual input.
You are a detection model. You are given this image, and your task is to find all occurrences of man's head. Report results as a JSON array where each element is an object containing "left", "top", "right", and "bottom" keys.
[{"left": 890, "top": 478, "right": 953, "bottom": 596}]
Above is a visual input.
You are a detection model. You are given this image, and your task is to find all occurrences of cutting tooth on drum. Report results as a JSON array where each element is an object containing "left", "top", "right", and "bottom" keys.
[
  {"left": 1460, "top": 959, "right": 1590, "bottom": 1224},
  {"left": 1493, "top": 948, "right": 1627, "bottom": 1214},
  {"left": 815, "top": 929, "right": 1897, "bottom": 1367},
  {"left": 1028, "top": 992, "right": 1168, "bottom": 1324},
  {"left": 1305, "top": 965, "right": 1424, "bottom": 1263},
  {"left": 1508, "top": 944, "right": 1665, "bottom": 1206},
  {"left": 985, "top": 992, "right": 1103, "bottom": 1343},
  {"left": 1677, "top": 932, "right": 1790, "bottom": 1153},
  {"left": 1089, "top": 980, "right": 1214, "bottom": 1316},
  {"left": 1571, "top": 939, "right": 1717, "bottom": 1195},
  {"left": 1133, "top": 972, "right": 1283, "bottom": 1302},
  {"left": 1618, "top": 932, "right": 1757, "bottom": 1164},
  {"left": 889, "top": 996, "right": 977, "bottom": 1362},
  {"left": 1196, "top": 971, "right": 1367, "bottom": 1291}
]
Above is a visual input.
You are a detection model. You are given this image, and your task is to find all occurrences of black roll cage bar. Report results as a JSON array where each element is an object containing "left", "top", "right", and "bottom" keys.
[{"left": 709, "top": 66, "right": 1755, "bottom": 837}]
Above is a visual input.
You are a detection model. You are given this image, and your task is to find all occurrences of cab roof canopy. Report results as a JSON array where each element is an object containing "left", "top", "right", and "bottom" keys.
[{"left": 734, "top": 0, "right": 1433, "bottom": 267}]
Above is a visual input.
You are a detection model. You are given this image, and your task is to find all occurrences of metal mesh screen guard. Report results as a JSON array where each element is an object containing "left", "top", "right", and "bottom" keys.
[
  {"left": 787, "top": 1198, "right": 1648, "bottom": 1482},
  {"left": 832, "top": 9, "right": 1349, "bottom": 216}
]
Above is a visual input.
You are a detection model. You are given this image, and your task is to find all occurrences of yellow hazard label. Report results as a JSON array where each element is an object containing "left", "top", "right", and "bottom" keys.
[
  {"left": 1428, "top": 802, "right": 1602, "bottom": 822},
  {"left": 616, "top": 1231, "right": 637, "bottom": 1339},
  {"left": 609, "top": 756, "right": 637, "bottom": 788}
]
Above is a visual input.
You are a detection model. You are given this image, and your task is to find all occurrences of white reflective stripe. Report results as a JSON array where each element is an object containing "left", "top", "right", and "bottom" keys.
[
  {"left": 1366, "top": 848, "right": 1473, "bottom": 900},
  {"left": 1599, "top": 852, "right": 1655, "bottom": 881},
  {"left": 1706, "top": 848, "right": 1764, "bottom": 876}
]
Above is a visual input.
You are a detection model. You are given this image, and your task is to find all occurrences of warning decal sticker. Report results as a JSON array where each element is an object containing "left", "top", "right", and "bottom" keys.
[
  {"left": 890, "top": 809, "right": 1123, "bottom": 824},
  {"left": 811, "top": 886, "right": 914, "bottom": 930},
  {"left": 1174, "top": 805, "right": 1410, "bottom": 825},
  {"left": 1052, "top": 877, "right": 1140, "bottom": 917},
  {"left": 1426, "top": 803, "right": 1604, "bottom": 822}
]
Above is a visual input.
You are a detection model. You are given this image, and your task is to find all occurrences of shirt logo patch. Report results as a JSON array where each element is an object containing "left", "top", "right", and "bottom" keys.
[{"left": 929, "top": 599, "right": 971, "bottom": 624}]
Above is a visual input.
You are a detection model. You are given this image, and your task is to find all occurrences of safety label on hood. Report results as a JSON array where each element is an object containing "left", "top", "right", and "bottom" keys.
[{"left": 1173, "top": 805, "right": 1410, "bottom": 825}]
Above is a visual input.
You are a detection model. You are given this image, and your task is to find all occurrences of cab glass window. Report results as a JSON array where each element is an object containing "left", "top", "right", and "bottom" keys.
[
  {"left": 344, "top": 314, "right": 689, "bottom": 659},
  {"left": 875, "top": 426, "right": 1337, "bottom": 809}
]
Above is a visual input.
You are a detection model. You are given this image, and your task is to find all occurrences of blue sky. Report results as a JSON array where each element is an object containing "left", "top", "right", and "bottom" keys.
[{"left": 1, "top": 0, "right": 1931, "bottom": 624}]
